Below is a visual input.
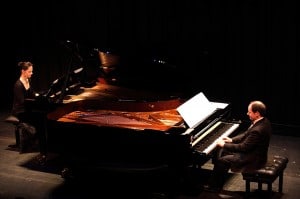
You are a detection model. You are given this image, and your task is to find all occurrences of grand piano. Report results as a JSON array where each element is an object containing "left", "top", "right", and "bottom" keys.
[{"left": 31, "top": 49, "right": 242, "bottom": 178}]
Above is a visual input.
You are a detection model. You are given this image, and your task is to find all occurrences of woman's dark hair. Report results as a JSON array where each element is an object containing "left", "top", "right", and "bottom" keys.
[{"left": 18, "top": 61, "right": 33, "bottom": 71}]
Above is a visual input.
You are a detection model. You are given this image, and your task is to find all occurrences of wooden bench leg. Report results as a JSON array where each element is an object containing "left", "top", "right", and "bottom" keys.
[
  {"left": 279, "top": 171, "right": 284, "bottom": 193},
  {"left": 245, "top": 180, "right": 250, "bottom": 198},
  {"left": 15, "top": 126, "right": 20, "bottom": 146},
  {"left": 267, "top": 182, "right": 272, "bottom": 198},
  {"left": 258, "top": 182, "right": 262, "bottom": 191}
]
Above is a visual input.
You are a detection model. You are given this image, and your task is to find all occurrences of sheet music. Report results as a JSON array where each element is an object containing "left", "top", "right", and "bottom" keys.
[
  {"left": 210, "top": 102, "right": 229, "bottom": 109},
  {"left": 177, "top": 92, "right": 229, "bottom": 129},
  {"left": 177, "top": 92, "right": 215, "bottom": 128}
]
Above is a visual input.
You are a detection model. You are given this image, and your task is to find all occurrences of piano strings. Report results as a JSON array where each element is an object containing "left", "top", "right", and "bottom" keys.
[{"left": 57, "top": 109, "right": 184, "bottom": 131}]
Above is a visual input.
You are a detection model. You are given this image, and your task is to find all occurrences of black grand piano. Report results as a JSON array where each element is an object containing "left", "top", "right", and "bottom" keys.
[{"left": 28, "top": 49, "right": 242, "bottom": 179}]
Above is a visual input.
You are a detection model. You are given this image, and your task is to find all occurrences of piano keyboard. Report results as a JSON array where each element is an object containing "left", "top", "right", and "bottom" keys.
[{"left": 192, "top": 121, "right": 240, "bottom": 154}]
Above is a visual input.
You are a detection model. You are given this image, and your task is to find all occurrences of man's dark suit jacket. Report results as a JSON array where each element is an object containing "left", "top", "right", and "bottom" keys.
[{"left": 223, "top": 117, "right": 272, "bottom": 171}]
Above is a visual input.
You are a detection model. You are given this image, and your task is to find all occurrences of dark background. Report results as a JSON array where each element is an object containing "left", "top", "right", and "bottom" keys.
[{"left": 1, "top": 1, "right": 299, "bottom": 129}]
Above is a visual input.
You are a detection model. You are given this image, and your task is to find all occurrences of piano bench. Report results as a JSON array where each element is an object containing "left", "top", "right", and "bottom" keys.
[
  {"left": 242, "top": 155, "right": 288, "bottom": 198},
  {"left": 4, "top": 115, "right": 20, "bottom": 148},
  {"left": 5, "top": 115, "right": 20, "bottom": 125}
]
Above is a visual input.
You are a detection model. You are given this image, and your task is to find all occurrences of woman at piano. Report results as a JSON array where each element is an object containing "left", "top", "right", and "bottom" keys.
[
  {"left": 203, "top": 100, "right": 272, "bottom": 193},
  {"left": 11, "top": 61, "right": 46, "bottom": 160},
  {"left": 12, "top": 61, "right": 37, "bottom": 119}
]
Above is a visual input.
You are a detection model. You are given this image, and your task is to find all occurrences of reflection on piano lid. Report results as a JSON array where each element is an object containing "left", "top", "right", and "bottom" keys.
[{"left": 43, "top": 67, "right": 85, "bottom": 102}]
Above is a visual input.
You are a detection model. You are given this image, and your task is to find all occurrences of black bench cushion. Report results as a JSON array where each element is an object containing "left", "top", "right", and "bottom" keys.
[
  {"left": 4, "top": 115, "right": 20, "bottom": 124},
  {"left": 242, "top": 155, "right": 288, "bottom": 178}
]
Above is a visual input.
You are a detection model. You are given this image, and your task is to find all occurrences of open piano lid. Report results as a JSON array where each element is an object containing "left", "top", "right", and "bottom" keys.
[{"left": 176, "top": 92, "right": 229, "bottom": 129}]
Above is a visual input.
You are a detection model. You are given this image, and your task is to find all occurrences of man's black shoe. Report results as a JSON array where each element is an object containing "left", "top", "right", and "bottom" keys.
[{"left": 202, "top": 184, "right": 222, "bottom": 193}]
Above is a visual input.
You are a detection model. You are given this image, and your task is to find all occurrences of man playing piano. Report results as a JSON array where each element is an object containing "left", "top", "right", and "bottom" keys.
[{"left": 203, "top": 100, "right": 272, "bottom": 193}]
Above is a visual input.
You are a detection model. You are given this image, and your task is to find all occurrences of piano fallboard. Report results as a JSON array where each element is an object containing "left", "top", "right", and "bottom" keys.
[{"left": 192, "top": 121, "right": 240, "bottom": 154}]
